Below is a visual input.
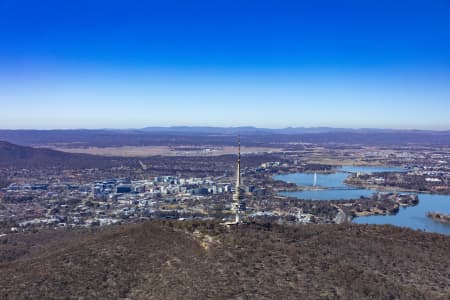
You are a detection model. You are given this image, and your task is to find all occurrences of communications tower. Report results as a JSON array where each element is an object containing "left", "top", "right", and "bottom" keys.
[{"left": 232, "top": 136, "right": 246, "bottom": 223}]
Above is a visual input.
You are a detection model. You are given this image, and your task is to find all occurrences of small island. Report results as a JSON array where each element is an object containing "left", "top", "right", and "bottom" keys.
[
  {"left": 427, "top": 212, "right": 450, "bottom": 224},
  {"left": 345, "top": 193, "right": 419, "bottom": 218}
]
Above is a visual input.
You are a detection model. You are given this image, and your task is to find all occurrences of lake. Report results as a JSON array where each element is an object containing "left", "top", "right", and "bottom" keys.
[{"left": 274, "top": 166, "right": 450, "bottom": 235}]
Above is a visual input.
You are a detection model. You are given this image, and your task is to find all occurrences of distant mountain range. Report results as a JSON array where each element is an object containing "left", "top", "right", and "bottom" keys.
[
  {"left": 140, "top": 126, "right": 354, "bottom": 134},
  {"left": 0, "top": 127, "right": 449, "bottom": 147},
  {"left": 140, "top": 126, "right": 445, "bottom": 135}
]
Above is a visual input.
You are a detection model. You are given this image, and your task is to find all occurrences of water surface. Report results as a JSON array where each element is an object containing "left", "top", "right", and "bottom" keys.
[
  {"left": 354, "top": 193, "right": 450, "bottom": 234},
  {"left": 276, "top": 166, "right": 450, "bottom": 235}
]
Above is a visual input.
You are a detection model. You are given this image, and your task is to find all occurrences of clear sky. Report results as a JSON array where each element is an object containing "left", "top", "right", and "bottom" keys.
[{"left": 1, "top": 0, "right": 450, "bottom": 130}]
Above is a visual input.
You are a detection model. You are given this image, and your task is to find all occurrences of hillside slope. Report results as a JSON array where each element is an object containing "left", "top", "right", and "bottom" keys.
[
  {"left": 0, "top": 221, "right": 449, "bottom": 299},
  {"left": 0, "top": 141, "right": 121, "bottom": 169}
]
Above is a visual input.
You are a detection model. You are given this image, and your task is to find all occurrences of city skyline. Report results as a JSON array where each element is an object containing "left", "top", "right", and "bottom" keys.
[{"left": 1, "top": 0, "right": 450, "bottom": 129}]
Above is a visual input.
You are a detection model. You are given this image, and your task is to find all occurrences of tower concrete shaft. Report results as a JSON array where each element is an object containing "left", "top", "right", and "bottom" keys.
[{"left": 233, "top": 136, "right": 245, "bottom": 223}]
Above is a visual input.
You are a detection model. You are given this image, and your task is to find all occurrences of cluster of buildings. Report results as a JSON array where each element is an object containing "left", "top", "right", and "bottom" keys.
[
  {"left": 1, "top": 139, "right": 274, "bottom": 230},
  {"left": 3, "top": 143, "right": 450, "bottom": 233},
  {"left": 2, "top": 139, "right": 268, "bottom": 229},
  {"left": 1, "top": 174, "right": 241, "bottom": 230},
  {"left": 91, "top": 176, "right": 234, "bottom": 200}
]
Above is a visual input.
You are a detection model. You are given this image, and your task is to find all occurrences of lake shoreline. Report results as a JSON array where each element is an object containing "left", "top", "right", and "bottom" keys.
[
  {"left": 427, "top": 212, "right": 450, "bottom": 224},
  {"left": 274, "top": 166, "right": 450, "bottom": 235}
]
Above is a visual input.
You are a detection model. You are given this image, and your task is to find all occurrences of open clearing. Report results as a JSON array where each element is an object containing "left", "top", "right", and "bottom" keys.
[{"left": 48, "top": 145, "right": 282, "bottom": 157}]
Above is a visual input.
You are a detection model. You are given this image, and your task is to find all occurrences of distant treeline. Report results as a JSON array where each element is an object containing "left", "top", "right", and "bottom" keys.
[
  {"left": 0, "top": 140, "right": 278, "bottom": 171},
  {"left": 0, "top": 141, "right": 129, "bottom": 169},
  {"left": 1, "top": 128, "right": 450, "bottom": 147}
]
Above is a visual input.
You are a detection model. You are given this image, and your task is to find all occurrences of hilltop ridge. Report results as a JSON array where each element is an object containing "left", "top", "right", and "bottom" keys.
[
  {"left": 0, "top": 221, "right": 448, "bottom": 299},
  {"left": 0, "top": 140, "right": 118, "bottom": 169}
]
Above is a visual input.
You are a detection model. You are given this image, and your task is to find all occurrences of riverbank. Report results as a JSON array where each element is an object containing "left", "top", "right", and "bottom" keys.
[
  {"left": 344, "top": 180, "right": 419, "bottom": 193},
  {"left": 427, "top": 212, "right": 450, "bottom": 224},
  {"left": 274, "top": 167, "right": 420, "bottom": 216},
  {"left": 345, "top": 173, "right": 450, "bottom": 195},
  {"left": 344, "top": 193, "right": 419, "bottom": 218}
]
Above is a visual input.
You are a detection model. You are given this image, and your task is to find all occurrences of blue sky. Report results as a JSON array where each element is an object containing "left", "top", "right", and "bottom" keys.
[{"left": 1, "top": 0, "right": 450, "bottom": 129}]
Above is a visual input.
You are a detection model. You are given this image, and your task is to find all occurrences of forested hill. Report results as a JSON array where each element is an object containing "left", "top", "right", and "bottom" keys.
[
  {"left": 0, "top": 221, "right": 448, "bottom": 299},
  {"left": 0, "top": 141, "right": 121, "bottom": 169}
]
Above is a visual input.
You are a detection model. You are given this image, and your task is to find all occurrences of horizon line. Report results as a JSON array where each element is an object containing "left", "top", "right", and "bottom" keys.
[{"left": 0, "top": 126, "right": 449, "bottom": 132}]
